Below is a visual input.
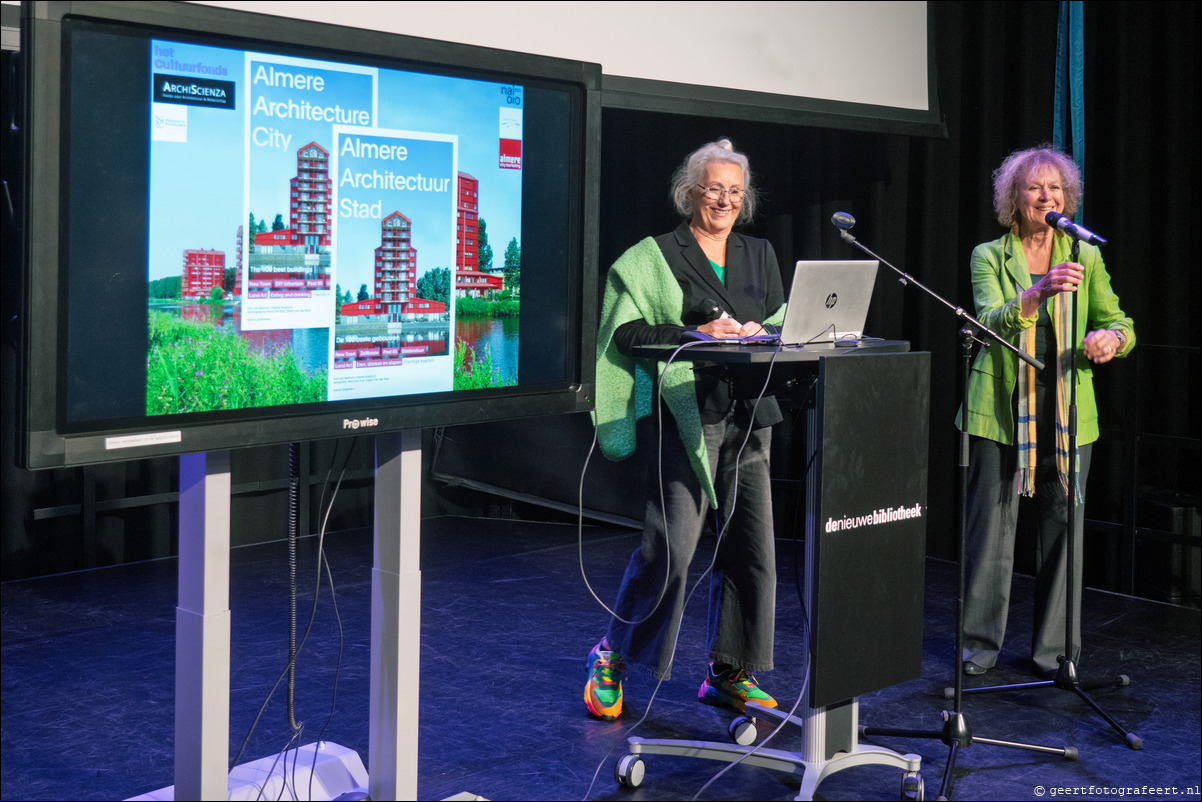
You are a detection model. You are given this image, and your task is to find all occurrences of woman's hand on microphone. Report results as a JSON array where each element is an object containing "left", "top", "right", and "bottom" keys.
[
  {"left": 1022, "top": 262, "right": 1083, "bottom": 317},
  {"left": 698, "top": 318, "right": 744, "bottom": 338}
]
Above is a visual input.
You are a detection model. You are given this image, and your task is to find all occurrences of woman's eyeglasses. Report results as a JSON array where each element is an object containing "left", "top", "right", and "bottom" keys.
[{"left": 696, "top": 184, "right": 745, "bottom": 202}]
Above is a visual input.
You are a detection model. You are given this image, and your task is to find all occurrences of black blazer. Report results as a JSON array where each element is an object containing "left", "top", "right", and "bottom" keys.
[{"left": 613, "top": 222, "right": 786, "bottom": 426}]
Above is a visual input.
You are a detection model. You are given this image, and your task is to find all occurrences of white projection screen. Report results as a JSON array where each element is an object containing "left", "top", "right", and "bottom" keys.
[{"left": 198, "top": 1, "right": 944, "bottom": 136}]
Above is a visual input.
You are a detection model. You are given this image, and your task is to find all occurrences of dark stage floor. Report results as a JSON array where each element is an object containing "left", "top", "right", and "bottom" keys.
[{"left": 2, "top": 516, "right": 1200, "bottom": 801}]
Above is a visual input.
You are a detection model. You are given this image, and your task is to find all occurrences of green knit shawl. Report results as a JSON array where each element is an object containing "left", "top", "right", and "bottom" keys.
[{"left": 593, "top": 236, "right": 784, "bottom": 509}]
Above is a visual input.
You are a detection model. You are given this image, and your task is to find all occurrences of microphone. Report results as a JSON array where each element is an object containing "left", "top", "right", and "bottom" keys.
[
  {"left": 832, "top": 211, "right": 856, "bottom": 231},
  {"left": 697, "top": 297, "right": 727, "bottom": 322},
  {"left": 1045, "top": 211, "right": 1107, "bottom": 245}
]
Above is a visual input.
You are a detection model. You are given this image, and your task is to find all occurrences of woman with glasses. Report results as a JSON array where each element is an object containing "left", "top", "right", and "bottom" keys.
[{"left": 586, "top": 139, "right": 786, "bottom": 721}]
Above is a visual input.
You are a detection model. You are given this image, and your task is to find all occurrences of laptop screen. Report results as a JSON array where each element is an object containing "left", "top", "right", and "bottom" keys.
[{"left": 779, "top": 260, "right": 879, "bottom": 345}]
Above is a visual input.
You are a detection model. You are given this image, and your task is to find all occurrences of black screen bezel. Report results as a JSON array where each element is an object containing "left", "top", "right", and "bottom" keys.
[{"left": 19, "top": 0, "right": 600, "bottom": 469}]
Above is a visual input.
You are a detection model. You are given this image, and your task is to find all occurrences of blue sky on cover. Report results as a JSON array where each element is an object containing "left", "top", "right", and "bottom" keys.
[
  {"left": 148, "top": 39, "right": 523, "bottom": 286},
  {"left": 376, "top": 69, "right": 523, "bottom": 257},
  {"left": 148, "top": 39, "right": 245, "bottom": 280},
  {"left": 245, "top": 56, "right": 376, "bottom": 244},
  {"left": 332, "top": 129, "right": 456, "bottom": 297}
]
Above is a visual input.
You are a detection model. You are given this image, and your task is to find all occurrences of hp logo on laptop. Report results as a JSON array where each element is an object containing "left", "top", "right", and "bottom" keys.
[{"left": 825, "top": 293, "right": 838, "bottom": 309}]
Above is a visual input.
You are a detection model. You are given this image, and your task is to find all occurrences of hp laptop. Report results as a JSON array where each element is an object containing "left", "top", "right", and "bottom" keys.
[
  {"left": 777, "top": 259, "right": 879, "bottom": 345},
  {"left": 707, "top": 260, "right": 878, "bottom": 346}
]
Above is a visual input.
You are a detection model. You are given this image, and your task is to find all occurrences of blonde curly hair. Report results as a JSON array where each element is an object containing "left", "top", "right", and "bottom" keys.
[{"left": 992, "top": 145, "right": 1082, "bottom": 229}]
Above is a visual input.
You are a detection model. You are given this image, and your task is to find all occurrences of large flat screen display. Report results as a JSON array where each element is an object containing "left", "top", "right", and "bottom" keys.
[{"left": 18, "top": 1, "right": 600, "bottom": 469}]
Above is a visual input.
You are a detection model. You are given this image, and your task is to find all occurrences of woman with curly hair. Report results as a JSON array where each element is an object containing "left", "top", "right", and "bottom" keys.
[{"left": 960, "top": 145, "right": 1135, "bottom": 679}]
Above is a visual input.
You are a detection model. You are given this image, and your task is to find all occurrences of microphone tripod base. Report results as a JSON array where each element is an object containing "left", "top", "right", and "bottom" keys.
[
  {"left": 860, "top": 707, "right": 1073, "bottom": 800},
  {"left": 961, "top": 657, "right": 1143, "bottom": 750}
]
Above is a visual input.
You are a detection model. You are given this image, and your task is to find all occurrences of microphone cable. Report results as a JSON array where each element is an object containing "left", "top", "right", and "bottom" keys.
[
  {"left": 577, "top": 338, "right": 712, "bottom": 626},
  {"left": 581, "top": 338, "right": 786, "bottom": 800},
  {"left": 578, "top": 335, "right": 781, "bottom": 624},
  {"left": 692, "top": 376, "right": 819, "bottom": 799},
  {"left": 690, "top": 632, "right": 811, "bottom": 801}
]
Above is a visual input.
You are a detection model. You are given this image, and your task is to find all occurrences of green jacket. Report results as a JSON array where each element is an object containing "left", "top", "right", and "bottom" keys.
[{"left": 961, "top": 230, "right": 1135, "bottom": 446}]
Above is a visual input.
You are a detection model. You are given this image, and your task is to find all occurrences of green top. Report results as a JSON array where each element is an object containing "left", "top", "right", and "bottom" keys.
[{"left": 709, "top": 258, "right": 726, "bottom": 286}]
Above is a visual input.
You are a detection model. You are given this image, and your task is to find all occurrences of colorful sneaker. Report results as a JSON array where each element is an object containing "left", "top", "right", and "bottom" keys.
[
  {"left": 698, "top": 663, "right": 777, "bottom": 712},
  {"left": 584, "top": 640, "right": 625, "bottom": 721}
]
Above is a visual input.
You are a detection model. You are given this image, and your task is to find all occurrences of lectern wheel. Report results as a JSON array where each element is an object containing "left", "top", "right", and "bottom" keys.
[
  {"left": 900, "top": 771, "right": 924, "bottom": 801},
  {"left": 729, "top": 716, "right": 757, "bottom": 746},
  {"left": 615, "top": 754, "right": 645, "bottom": 788}
]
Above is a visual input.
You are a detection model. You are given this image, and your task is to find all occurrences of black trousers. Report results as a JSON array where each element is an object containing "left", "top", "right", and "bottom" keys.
[{"left": 962, "top": 434, "right": 1092, "bottom": 674}]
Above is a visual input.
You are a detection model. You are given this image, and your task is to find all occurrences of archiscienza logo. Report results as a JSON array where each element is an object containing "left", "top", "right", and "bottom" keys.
[{"left": 153, "top": 74, "right": 236, "bottom": 109}]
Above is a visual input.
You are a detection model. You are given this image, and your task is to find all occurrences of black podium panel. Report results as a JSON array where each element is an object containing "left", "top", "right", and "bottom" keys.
[{"left": 808, "top": 351, "right": 929, "bottom": 708}]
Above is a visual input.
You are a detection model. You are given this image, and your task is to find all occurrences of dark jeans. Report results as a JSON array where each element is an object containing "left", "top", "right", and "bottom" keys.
[{"left": 605, "top": 405, "right": 776, "bottom": 681}]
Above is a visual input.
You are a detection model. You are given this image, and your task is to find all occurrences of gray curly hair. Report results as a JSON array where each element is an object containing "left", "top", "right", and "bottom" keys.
[
  {"left": 992, "top": 145, "right": 1082, "bottom": 229},
  {"left": 669, "top": 138, "right": 756, "bottom": 224}
]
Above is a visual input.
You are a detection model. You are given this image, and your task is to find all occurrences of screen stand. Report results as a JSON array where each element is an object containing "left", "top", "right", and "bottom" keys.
[
  {"left": 164, "top": 436, "right": 423, "bottom": 802},
  {"left": 175, "top": 450, "right": 233, "bottom": 801},
  {"left": 369, "top": 430, "right": 423, "bottom": 801}
]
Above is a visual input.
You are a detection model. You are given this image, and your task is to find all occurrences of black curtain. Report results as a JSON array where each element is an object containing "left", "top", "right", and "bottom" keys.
[
  {"left": 4, "top": 2, "right": 1198, "bottom": 579},
  {"left": 905, "top": 0, "right": 1199, "bottom": 559},
  {"left": 595, "top": 0, "right": 1200, "bottom": 561}
]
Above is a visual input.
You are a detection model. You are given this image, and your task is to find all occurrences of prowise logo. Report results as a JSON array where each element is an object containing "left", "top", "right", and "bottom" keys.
[{"left": 343, "top": 416, "right": 379, "bottom": 430}]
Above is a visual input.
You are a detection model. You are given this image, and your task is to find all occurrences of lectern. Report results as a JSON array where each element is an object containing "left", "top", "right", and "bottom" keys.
[{"left": 618, "top": 343, "right": 930, "bottom": 800}]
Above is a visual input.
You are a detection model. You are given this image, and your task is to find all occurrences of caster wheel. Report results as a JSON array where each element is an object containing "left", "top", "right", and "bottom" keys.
[
  {"left": 901, "top": 771, "right": 924, "bottom": 801},
  {"left": 729, "top": 716, "right": 757, "bottom": 746},
  {"left": 615, "top": 754, "right": 644, "bottom": 788}
]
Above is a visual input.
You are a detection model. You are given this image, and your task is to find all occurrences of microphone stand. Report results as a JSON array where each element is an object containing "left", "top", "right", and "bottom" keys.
[
  {"left": 957, "top": 233, "right": 1142, "bottom": 751},
  {"left": 833, "top": 221, "right": 1076, "bottom": 801}
]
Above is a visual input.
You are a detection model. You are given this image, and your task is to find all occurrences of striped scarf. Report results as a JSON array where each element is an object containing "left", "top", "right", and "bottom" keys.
[{"left": 1014, "top": 283, "right": 1079, "bottom": 500}]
